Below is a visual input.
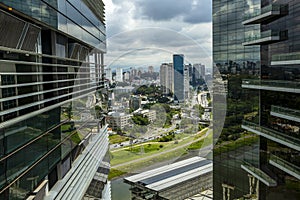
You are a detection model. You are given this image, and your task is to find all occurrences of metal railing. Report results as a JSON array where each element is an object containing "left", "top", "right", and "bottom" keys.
[
  {"left": 242, "top": 120, "right": 300, "bottom": 148},
  {"left": 269, "top": 154, "right": 300, "bottom": 177},
  {"left": 271, "top": 105, "right": 300, "bottom": 119},
  {"left": 244, "top": 30, "right": 280, "bottom": 43},
  {"left": 272, "top": 52, "right": 300, "bottom": 62},
  {"left": 244, "top": 4, "right": 282, "bottom": 21},
  {"left": 242, "top": 79, "right": 300, "bottom": 90},
  {"left": 241, "top": 161, "right": 277, "bottom": 186}
]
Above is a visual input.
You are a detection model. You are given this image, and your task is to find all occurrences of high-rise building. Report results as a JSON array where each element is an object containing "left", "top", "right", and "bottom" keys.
[
  {"left": 213, "top": 0, "right": 260, "bottom": 199},
  {"left": 116, "top": 68, "right": 123, "bottom": 82},
  {"left": 214, "top": 0, "right": 300, "bottom": 199},
  {"left": 148, "top": 66, "right": 154, "bottom": 73},
  {"left": 0, "top": 1, "right": 109, "bottom": 199},
  {"left": 184, "top": 64, "right": 190, "bottom": 99},
  {"left": 160, "top": 63, "right": 174, "bottom": 95},
  {"left": 240, "top": 0, "right": 300, "bottom": 199},
  {"left": 123, "top": 71, "right": 130, "bottom": 82},
  {"left": 188, "top": 64, "right": 193, "bottom": 84},
  {"left": 105, "top": 67, "right": 112, "bottom": 82},
  {"left": 130, "top": 68, "right": 137, "bottom": 80},
  {"left": 193, "top": 63, "right": 205, "bottom": 80},
  {"left": 173, "top": 54, "right": 184, "bottom": 103}
]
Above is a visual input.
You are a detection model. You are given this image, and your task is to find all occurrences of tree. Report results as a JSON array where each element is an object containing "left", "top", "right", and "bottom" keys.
[{"left": 132, "top": 114, "right": 150, "bottom": 126}]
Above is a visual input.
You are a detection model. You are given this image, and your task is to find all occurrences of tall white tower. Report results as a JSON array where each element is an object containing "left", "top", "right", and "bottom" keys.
[{"left": 116, "top": 68, "right": 123, "bottom": 82}]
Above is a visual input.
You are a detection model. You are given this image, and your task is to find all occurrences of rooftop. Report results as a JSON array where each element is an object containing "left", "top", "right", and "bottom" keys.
[{"left": 124, "top": 157, "right": 212, "bottom": 192}]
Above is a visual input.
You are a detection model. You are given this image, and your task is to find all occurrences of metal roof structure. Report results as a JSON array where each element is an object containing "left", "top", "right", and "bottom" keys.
[{"left": 124, "top": 157, "right": 212, "bottom": 192}]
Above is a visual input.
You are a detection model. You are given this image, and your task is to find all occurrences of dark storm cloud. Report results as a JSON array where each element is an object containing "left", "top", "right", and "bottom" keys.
[{"left": 134, "top": 0, "right": 212, "bottom": 24}]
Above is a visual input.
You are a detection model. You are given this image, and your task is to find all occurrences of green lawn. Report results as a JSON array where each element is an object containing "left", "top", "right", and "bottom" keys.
[
  {"left": 111, "top": 128, "right": 209, "bottom": 166},
  {"left": 108, "top": 168, "right": 127, "bottom": 180},
  {"left": 112, "top": 147, "right": 187, "bottom": 174},
  {"left": 194, "top": 129, "right": 208, "bottom": 139},
  {"left": 187, "top": 129, "right": 211, "bottom": 150},
  {"left": 111, "top": 142, "right": 174, "bottom": 166},
  {"left": 126, "top": 143, "right": 164, "bottom": 154},
  {"left": 109, "top": 128, "right": 210, "bottom": 178},
  {"left": 187, "top": 140, "right": 205, "bottom": 150},
  {"left": 109, "top": 134, "right": 130, "bottom": 144}
]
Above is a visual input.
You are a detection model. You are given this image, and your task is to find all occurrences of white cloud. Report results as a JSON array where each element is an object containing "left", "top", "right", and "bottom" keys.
[{"left": 103, "top": 0, "right": 212, "bottom": 70}]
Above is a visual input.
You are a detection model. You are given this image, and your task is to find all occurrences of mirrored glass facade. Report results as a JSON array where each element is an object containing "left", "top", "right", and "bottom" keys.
[
  {"left": 0, "top": 0, "right": 106, "bottom": 51},
  {"left": 213, "top": 0, "right": 261, "bottom": 199},
  {"left": 173, "top": 54, "right": 185, "bottom": 103},
  {"left": 0, "top": 0, "right": 109, "bottom": 199},
  {"left": 214, "top": 0, "right": 300, "bottom": 199}
]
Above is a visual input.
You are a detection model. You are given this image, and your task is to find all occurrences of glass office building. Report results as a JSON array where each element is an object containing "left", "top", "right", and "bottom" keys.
[
  {"left": 241, "top": 0, "right": 300, "bottom": 199},
  {"left": 214, "top": 0, "right": 300, "bottom": 199},
  {"left": 0, "top": 0, "right": 109, "bottom": 199},
  {"left": 173, "top": 54, "right": 184, "bottom": 103},
  {"left": 213, "top": 0, "right": 261, "bottom": 199}
]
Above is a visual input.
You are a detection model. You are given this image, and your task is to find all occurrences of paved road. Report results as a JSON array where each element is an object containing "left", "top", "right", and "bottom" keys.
[{"left": 112, "top": 128, "right": 211, "bottom": 168}]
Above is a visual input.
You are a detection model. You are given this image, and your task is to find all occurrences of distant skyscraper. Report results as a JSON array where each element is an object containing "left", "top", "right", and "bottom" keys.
[
  {"left": 148, "top": 66, "right": 154, "bottom": 73},
  {"left": 188, "top": 64, "right": 193, "bottom": 84},
  {"left": 105, "top": 67, "right": 112, "bottom": 82},
  {"left": 173, "top": 54, "right": 185, "bottom": 103},
  {"left": 137, "top": 69, "right": 142, "bottom": 77},
  {"left": 193, "top": 63, "right": 205, "bottom": 80},
  {"left": 184, "top": 64, "right": 190, "bottom": 99},
  {"left": 160, "top": 63, "right": 174, "bottom": 95},
  {"left": 124, "top": 71, "right": 130, "bottom": 81},
  {"left": 130, "top": 68, "right": 137, "bottom": 80},
  {"left": 116, "top": 68, "right": 123, "bottom": 82}
]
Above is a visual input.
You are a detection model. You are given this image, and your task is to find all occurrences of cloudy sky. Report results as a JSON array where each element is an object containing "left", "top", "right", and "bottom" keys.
[{"left": 103, "top": 0, "right": 212, "bottom": 71}]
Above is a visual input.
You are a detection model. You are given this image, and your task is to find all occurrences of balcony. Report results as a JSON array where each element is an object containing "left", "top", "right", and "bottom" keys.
[
  {"left": 269, "top": 155, "right": 300, "bottom": 180},
  {"left": 241, "top": 163, "right": 277, "bottom": 187},
  {"left": 271, "top": 52, "right": 300, "bottom": 65},
  {"left": 243, "top": 4, "right": 288, "bottom": 25},
  {"left": 242, "top": 30, "right": 287, "bottom": 46},
  {"left": 242, "top": 120, "right": 300, "bottom": 151},
  {"left": 45, "top": 125, "right": 109, "bottom": 200},
  {"left": 242, "top": 79, "right": 300, "bottom": 93},
  {"left": 271, "top": 106, "right": 300, "bottom": 123}
]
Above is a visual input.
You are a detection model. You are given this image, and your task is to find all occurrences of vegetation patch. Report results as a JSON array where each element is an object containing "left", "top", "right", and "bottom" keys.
[
  {"left": 187, "top": 140, "right": 205, "bottom": 150},
  {"left": 109, "top": 134, "right": 130, "bottom": 144},
  {"left": 126, "top": 143, "right": 164, "bottom": 154},
  {"left": 194, "top": 129, "right": 208, "bottom": 139},
  {"left": 214, "top": 134, "right": 259, "bottom": 155},
  {"left": 157, "top": 133, "right": 175, "bottom": 142},
  {"left": 187, "top": 129, "right": 211, "bottom": 150},
  {"left": 132, "top": 114, "right": 150, "bottom": 126},
  {"left": 114, "top": 148, "right": 187, "bottom": 174},
  {"left": 108, "top": 168, "right": 127, "bottom": 180}
]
